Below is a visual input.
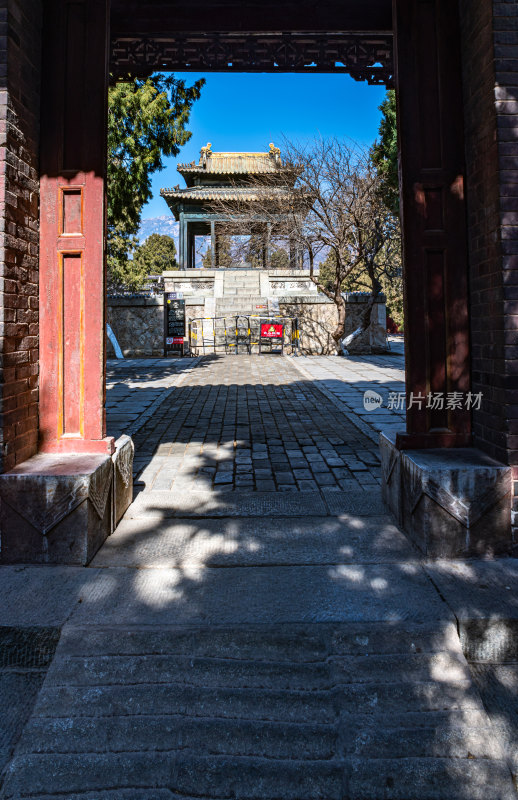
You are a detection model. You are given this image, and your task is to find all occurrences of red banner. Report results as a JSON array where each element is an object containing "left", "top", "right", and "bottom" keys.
[{"left": 260, "top": 323, "right": 283, "bottom": 339}]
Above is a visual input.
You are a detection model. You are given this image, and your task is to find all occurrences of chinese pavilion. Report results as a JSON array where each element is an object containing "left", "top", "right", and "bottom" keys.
[{"left": 161, "top": 143, "right": 302, "bottom": 269}]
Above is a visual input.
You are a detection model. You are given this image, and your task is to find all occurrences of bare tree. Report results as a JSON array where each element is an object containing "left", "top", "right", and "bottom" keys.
[{"left": 210, "top": 137, "right": 401, "bottom": 354}]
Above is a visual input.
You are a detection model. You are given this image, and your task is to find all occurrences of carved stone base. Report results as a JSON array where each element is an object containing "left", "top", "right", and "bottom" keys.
[
  {"left": 380, "top": 430, "right": 403, "bottom": 526},
  {"left": 0, "top": 453, "right": 113, "bottom": 565},
  {"left": 379, "top": 432, "right": 513, "bottom": 558},
  {"left": 112, "top": 435, "right": 134, "bottom": 527}
]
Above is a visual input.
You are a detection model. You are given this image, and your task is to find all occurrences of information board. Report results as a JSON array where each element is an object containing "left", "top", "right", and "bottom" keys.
[{"left": 165, "top": 293, "right": 185, "bottom": 353}]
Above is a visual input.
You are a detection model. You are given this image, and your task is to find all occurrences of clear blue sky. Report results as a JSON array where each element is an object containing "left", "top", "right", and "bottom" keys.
[{"left": 143, "top": 72, "right": 387, "bottom": 219}]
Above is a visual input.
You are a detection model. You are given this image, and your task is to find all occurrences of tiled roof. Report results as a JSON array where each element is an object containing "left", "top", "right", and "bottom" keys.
[
  {"left": 177, "top": 144, "right": 287, "bottom": 176},
  {"left": 178, "top": 154, "right": 282, "bottom": 175},
  {"left": 161, "top": 186, "right": 294, "bottom": 202}
]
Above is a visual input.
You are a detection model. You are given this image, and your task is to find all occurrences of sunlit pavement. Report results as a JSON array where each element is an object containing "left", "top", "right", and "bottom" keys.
[{"left": 1, "top": 352, "right": 518, "bottom": 799}]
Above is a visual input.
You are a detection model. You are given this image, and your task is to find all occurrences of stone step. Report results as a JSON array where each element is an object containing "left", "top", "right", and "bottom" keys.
[
  {"left": 4, "top": 623, "right": 515, "bottom": 799},
  {"left": 347, "top": 757, "right": 516, "bottom": 800},
  {"left": 47, "top": 653, "right": 333, "bottom": 690},
  {"left": 18, "top": 715, "right": 337, "bottom": 759},
  {"left": 32, "top": 683, "right": 337, "bottom": 723},
  {"left": 42, "top": 650, "right": 470, "bottom": 691},
  {"left": 223, "top": 278, "right": 261, "bottom": 284},
  {"left": 345, "top": 718, "right": 505, "bottom": 760},
  {"left": 126, "top": 489, "right": 387, "bottom": 518},
  {"left": 214, "top": 311, "right": 265, "bottom": 317},
  {"left": 214, "top": 310, "right": 266, "bottom": 316},
  {"left": 224, "top": 284, "right": 261, "bottom": 290},
  {"left": 222, "top": 288, "right": 262, "bottom": 294},
  {"left": 0, "top": 753, "right": 344, "bottom": 800},
  {"left": 216, "top": 296, "right": 264, "bottom": 300},
  {"left": 3, "top": 751, "right": 514, "bottom": 800},
  {"left": 54, "top": 622, "right": 461, "bottom": 660},
  {"left": 215, "top": 299, "right": 265, "bottom": 308},
  {"left": 221, "top": 284, "right": 261, "bottom": 289},
  {"left": 17, "top": 708, "right": 501, "bottom": 760},
  {"left": 5, "top": 793, "right": 193, "bottom": 800},
  {"left": 90, "top": 514, "right": 415, "bottom": 568}
]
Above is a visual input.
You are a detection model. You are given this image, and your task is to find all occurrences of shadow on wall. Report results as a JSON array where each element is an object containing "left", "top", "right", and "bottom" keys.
[{"left": 282, "top": 297, "right": 388, "bottom": 355}]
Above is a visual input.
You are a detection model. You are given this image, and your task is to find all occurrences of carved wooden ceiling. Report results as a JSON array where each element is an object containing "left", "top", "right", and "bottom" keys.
[{"left": 110, "top": 32, "right": 393, "bottom": 85}]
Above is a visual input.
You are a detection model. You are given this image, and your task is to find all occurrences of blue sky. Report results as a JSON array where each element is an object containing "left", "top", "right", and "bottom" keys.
[{"left": 143, "top": 72, "right": 387, "bottom": 219}]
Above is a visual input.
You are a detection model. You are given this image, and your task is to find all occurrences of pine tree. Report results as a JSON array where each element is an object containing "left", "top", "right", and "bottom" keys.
[
  {"left": 270, "top": 246, "right": 289, "bottom": 269},
  {"left": 107, "top": 74, "right": 204, "bottom": 289},
  {"left": 371, "top": 90, "right": 399, "bottom": 215},
  {"left": 134, "top": 234, "right": 177, "bottom": 275}
]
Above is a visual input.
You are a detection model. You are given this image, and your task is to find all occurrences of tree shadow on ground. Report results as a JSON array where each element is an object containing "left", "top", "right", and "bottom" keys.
[{"left": 1, "top": 356, "right": 512, "bottom": 797}]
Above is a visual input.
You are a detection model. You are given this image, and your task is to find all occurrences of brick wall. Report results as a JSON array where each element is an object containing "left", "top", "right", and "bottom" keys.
[
  {"left": 459, "top": 1, "right": 518, "bottom": 466},
  {"left": 0, "top": 1, "right": 41, "bottom": 471},
  {"left": 493, "top": 1, "right": 518, "bottom": 472}
]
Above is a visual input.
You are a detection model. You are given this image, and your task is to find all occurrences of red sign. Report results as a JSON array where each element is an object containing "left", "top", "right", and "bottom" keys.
[
  {"left": 260, "top": 323, "right": 283, "bottom": 339},
  {"left": 166, "top": 337, "right": 184, "bottom": 345}
]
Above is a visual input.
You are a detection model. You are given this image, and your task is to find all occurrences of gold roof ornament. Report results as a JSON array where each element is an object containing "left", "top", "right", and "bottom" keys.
[
  {"left": 200, "top": 142, "right": 212, "bottom": 165},
  {"left": 269, "top": 142, "right": 281, "bottom": 159}
]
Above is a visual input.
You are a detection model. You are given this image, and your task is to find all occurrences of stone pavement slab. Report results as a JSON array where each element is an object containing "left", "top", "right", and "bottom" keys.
[
  {"left": 62, "top": 563, "right": 452, "bottom": 626},
  {"left": 0, "top": 566, "right": 98, "bottom": 626},
  {"left": 126, "top": 488, "right": 387, "bottom": 518},
  {"left": 424, "top": 560, "right": 518, "bottom": 662},
  {"left": 424, "top": 560, "right": 518, "bottom": 622},
  {"left": 91, "top": 514, "right": 417, "bottom": 568}
]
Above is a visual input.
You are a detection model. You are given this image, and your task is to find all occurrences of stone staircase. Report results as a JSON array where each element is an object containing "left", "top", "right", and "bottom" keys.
[
  {"left": 214, "top": 269, "right": 265, "bottom": 319},
  {"left": 2, "top": 621, "right": 514, "bottom": 799},
  {"left": 222, "top": 268, "right": 261, "bottom": 297},
  {"left": 214, "top": 296, "right": 265, "bottom": 318}
]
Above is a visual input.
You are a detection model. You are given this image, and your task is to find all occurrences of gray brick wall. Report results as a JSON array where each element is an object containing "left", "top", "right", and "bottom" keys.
[
  {"left": 459, "top": 0, "right": 518, "bottom": 469},
  {"left": 0, "top": 0, "right": 41, "bottom": 471},
  {"left": 493, "top": 1, "right": 518, "bottom": 471}
]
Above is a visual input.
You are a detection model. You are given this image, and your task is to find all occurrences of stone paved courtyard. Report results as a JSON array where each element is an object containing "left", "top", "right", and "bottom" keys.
[
  {"left": 106, "top": 357, "right": 201, "bottom": 440},
  {"left": 128, "top": 355, "right": 383, "bottom": 495},
  {"left": 1, "top": 350, "right": 518, "bottom": 798}
]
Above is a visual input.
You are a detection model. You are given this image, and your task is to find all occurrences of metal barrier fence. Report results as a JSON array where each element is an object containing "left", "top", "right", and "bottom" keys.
[{"left": 188, "top": 315, "right": 300, "bottom": 356}]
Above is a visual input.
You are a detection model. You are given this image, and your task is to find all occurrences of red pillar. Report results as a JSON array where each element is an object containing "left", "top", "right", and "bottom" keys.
[
  {"left": 393, "top": 0, "right": 472, "bottom": 449},
  {"left": 39, "top": 0, "right": 114, "bottom": 455}
]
